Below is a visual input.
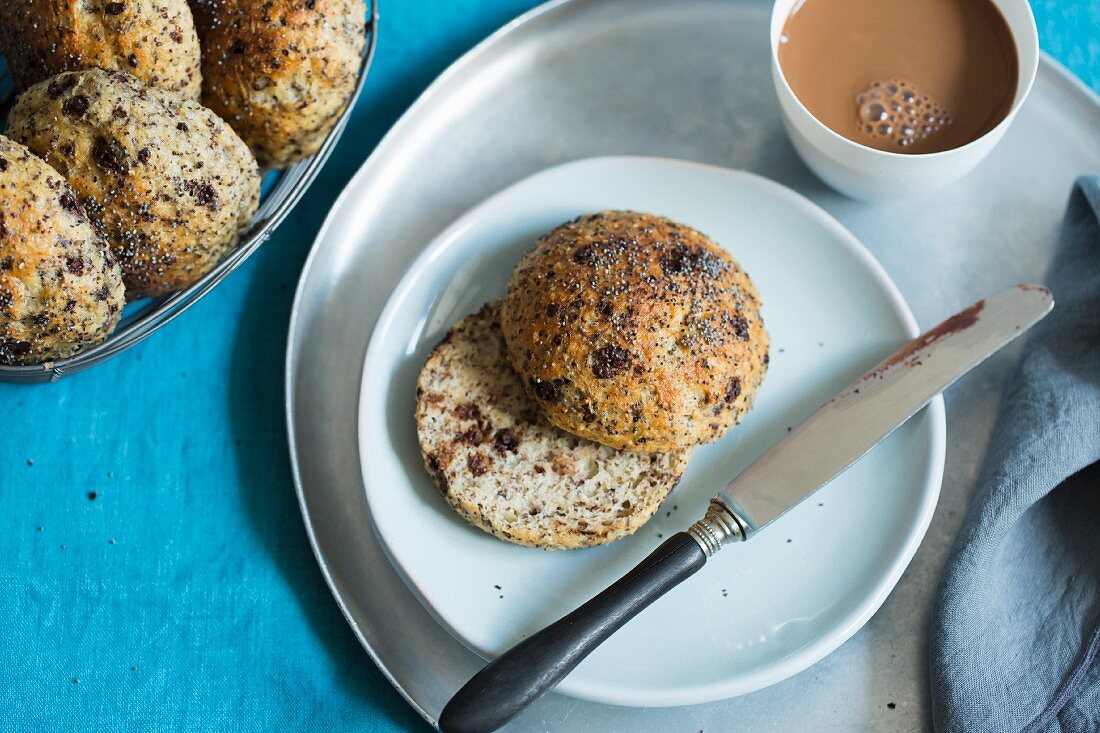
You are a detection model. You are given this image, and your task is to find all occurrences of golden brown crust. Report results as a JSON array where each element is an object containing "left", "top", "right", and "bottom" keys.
[
  {"left": 7, "top": 69, "right": 261, "bottom": 299},
  {"left": 0, "top": 0, "right": 202, "bottom": 100},
  {"left": 190, "top": 0, "right": 365, "bottom": 168},
  {"left": 0, "top": 135, "right": 124, "bottom": 365},
  {"left": 501, "top": 211, "right": 769, "bottom": 452},
  {"left": 416, "top": 302, "right": 691, "bottom": 550}
]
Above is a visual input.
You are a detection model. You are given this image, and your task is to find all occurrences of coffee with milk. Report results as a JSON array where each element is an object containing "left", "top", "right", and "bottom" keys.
[{"left": 778, "top": 0, "right": 1018, "bottom": 154}]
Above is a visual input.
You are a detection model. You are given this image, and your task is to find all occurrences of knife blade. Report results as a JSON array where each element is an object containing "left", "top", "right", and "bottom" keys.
[
  {"left": 716, "top": 283, "right": 1055, "bottom": 541},
  {"left": 439, "top": 284, "right": 1053, "bottom": 733}
]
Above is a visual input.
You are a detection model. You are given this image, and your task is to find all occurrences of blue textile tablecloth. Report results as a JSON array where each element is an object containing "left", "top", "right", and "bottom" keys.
[{"left": 0, "top": 2, "right": 1096, "bottom": 731}]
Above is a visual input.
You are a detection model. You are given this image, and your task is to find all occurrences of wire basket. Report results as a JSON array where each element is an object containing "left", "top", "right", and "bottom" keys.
[{"left": 0, "top": 1, "right": 379, "bottom": 383}]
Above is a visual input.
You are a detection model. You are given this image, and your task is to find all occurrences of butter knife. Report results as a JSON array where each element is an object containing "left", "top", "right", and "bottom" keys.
[{"left": 440, "top": 284, "right": 1053, "bottom": 733}]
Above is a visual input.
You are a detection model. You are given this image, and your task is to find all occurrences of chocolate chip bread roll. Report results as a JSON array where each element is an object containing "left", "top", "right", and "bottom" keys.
[
  {"left": 0, "top": 135, "right": 124, "bottom": 365},
  {"left": 0, "top": 0, "right": 201, "bottom": 99},
  {"left": 190, "top": 0, "right": 366, "bottom": 168},
  {"left": 502, "top": 211, "right": 769, "bottom": 452},
  {"left": 7, "top": 70, "right": 260, "bottom": 299},
  {"left": 416, "top": 301, "right": 691, "bottom": 549}
]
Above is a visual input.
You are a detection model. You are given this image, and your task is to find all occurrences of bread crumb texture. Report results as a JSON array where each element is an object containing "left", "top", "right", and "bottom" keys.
[{"left": 416, "top": 302, "right": 692, "bottom": 550}]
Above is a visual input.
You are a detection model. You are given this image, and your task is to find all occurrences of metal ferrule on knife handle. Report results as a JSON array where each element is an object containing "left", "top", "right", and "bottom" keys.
[{"left": 688, "top": 499, "right": 745, "bottom": 556}]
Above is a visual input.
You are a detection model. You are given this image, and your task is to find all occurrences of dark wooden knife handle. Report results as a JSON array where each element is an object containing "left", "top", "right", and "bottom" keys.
[{"left": 438, "top": 532, "right": 707, "bottom": 733}]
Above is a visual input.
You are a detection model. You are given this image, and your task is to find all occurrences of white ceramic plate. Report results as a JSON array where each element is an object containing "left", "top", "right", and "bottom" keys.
[{"left": 357, "top": 156, "right": 945, "bottom": 707}]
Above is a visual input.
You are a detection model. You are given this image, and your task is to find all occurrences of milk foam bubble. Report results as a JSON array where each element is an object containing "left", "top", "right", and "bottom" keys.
[{"left": 855, "top": 78, "right": 952, "bottom": 150}]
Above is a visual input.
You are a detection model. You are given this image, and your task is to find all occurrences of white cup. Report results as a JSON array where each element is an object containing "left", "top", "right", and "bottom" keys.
[{"left": 770, "top": 0, "right": 1039, "bottom": 201}]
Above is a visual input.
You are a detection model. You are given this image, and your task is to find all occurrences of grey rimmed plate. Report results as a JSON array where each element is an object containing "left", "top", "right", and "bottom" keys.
[{"left": 286, "top": 0, "right": 1100, "bottom": 728}]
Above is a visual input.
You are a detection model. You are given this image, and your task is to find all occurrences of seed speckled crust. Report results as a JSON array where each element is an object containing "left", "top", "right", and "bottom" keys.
[
  {"left": 501, "top": 211, "right": 769, "bottom": 452},
  {"left": 0, "top": 135, "right": 124, "bottom": 365},
  {"left": 190, "top": 0, "right": 366, "bottom": 169},
  {"left": 416, "top": 302, "right": 691, "bottom": 549},
  {"left": 7, "top": 69, "right": 261, "bottom": 299},
  {"left": 0, "top": 0, "right": 202, "bottom": 100}
]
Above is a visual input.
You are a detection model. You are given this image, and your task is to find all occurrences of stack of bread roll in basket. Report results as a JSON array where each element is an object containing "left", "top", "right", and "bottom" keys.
[
  {"left": 415, "top": 211, "right": 771, "bottom": 549},
  {"left": 0, "top": 0, "right": 366, "bottom": 366}
]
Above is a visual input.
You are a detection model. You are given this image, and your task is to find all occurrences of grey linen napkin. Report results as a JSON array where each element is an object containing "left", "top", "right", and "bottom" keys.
[{"left": 930, "top": 177, "right": 1100, "bottom": 732}]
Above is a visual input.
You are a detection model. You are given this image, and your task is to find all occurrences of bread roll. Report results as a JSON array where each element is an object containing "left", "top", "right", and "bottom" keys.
[
  {"left": 190, "top": 0, "right": 365, "bottom": 168},
  {"left": 7, "top": 70, "right": 260, "bottom": 298},
  {"left": 502, "top": 211, "right": 769, "bottom": 452},
  {"left": 0, "top": 0, "right": 201, "bottom": 99},
  {"left": 416, "top": 301, "right": 691, "bottom": 549},
  {"left": 0, "top": 135, "right": 124, "bottom": 365}
]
